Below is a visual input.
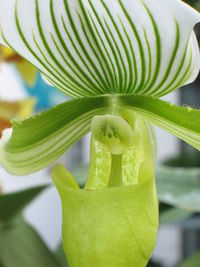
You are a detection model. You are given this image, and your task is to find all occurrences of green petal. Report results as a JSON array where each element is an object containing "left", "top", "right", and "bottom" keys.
[
  {"left": 1, "top": 95, "right": 199, "bottom": 175},
  {"left": 119, "top": 95, "right": 200, "bottom": 151},
  {"left": 0, "top": 96, "right": 110, "bottom": 175},
  {"left": 0, "top": 0, "right": 199, "bottom": 97},
  {"left": 52, "top": 162, "right": 158, "bottom": 267}
]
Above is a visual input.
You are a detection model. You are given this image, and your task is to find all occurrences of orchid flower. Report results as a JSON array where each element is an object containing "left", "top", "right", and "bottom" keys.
[
  {"left": 0, "top": 45, "right": 37, "bottom": 86},
  {"left": 0, "top": 0, "right": 200, "bottom": 266}
]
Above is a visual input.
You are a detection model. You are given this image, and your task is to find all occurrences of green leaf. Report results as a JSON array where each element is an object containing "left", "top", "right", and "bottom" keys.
[
  {"left": 55, "top": 244, "right": 69, "bottom": 267},
  {"left": 159, "top": 207, "right": 192, "bottom": 225},
  {"left": 156, "top": 165, "right": 200, "bottom": 212},
  {"left": 147, "top": 261, "right": 163, "bottom": 267},
  {"left": 164, "top": 153, "right": 200, "bottom": 168},
  {"left": 0, "top": 96, "right": 110, "bottom": 175},
  {"left": 0, "top": 0, "right": 199, "bottom": 97},
  {"left": 0, "top": 185, "right": 48, "bottom": 221},
  {"left": 0, "top": 219, "right": 59, "bottom": 267},
  {"left": 179, "top": 250, "right": 200, "bottom": 267}
]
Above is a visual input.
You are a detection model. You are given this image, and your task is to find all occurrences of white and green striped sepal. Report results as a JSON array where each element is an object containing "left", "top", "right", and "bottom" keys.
[{"left": 0, "top": 0, "right": 200, "bottom": 98}]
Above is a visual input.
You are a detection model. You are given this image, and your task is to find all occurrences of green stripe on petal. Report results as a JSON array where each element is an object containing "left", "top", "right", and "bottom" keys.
[
  {"left": 119, "top": 95, "right": 200, "bottom": 151},
  {"left": 0, "top": 96, "right": 110, "bottom": 175},
  {"left": 0, "top": 0, "right": 199, "bottom": 97}
]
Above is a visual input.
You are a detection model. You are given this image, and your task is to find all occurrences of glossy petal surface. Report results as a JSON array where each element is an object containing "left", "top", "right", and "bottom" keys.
[{"left": 0, "top": 0, "right": 199, "bottom": 97}]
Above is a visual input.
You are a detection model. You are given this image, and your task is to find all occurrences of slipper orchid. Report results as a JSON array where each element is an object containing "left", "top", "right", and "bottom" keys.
[{"left": 0, "top": 0, "right": 200, "bottom": 266}]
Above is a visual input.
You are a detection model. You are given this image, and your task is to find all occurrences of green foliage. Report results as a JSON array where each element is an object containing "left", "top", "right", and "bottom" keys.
[
  {"left": 0, "top": 185, "right": 48, "bottom": 221},
  {"left": 56, "top": 244, "right": 69, "bottom": 267},
  {"left": 159, "top": 207, "right": 192, "bottom": 225},
  {"left": 164, "top": 153, "right": 200, "bottom": 168},
  {"left": 183, "top": 0, "right": 200, "bottom": 11},
  {"left": 0, "top": 185, "right": 63, "bottom": 267},
  {"left": 147, "top": 261, "right": 163, "bottom": 267},
  {"left": 178, "top": 250, "right": 200, "bottom": 267},
  {"left": 0, "top": 218, "right": 59, "bottom": 267},
  {"left": 183, "top": 0, "right": 199, "bottom": 7},
  {"left": 157, "top": 165, "right": 200, "bottom": 211}
]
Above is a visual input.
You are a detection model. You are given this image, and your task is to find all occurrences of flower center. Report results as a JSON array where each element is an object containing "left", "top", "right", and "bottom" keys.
[{"left": 91, "top": 114, "right": 134, "bottom": 155}]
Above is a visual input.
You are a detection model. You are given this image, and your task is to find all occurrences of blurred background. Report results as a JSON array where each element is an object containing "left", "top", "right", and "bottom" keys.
[{"left": 0, "top": 1, "right": 200, "bottom": 267}]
